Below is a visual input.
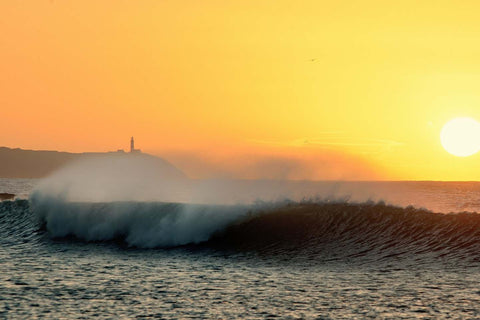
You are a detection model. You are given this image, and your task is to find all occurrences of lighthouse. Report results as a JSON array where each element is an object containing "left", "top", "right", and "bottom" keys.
[{"left": 130, "top": 137, "right": 141, "bottom": 153}]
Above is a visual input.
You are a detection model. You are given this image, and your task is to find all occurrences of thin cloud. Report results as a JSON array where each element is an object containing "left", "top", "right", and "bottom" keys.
[{"left": 249, "top": 134, "right": 404, "bottom": 149}]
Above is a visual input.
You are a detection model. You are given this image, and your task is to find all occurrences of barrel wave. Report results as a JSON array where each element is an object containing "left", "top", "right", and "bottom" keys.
[{"left": 1, "top": 197, "right": 479, "bottom": 264}]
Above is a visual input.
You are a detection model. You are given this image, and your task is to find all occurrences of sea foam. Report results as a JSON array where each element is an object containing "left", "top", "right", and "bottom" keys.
[{"left": 31, "top": 191, "right": 254, "bottom": 247}]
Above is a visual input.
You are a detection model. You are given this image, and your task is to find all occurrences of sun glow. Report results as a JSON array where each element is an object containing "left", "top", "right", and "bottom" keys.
[{"left": 440, "top": 118, "right": 480, "bottom": 157}]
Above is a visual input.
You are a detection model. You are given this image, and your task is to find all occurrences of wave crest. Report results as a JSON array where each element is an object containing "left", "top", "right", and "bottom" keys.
[
  {"left": 22, "top": 196, "right": 480, "bottom": 262},
  {"left": 31, "top": 194, "right": 248, "bottom": 248}
]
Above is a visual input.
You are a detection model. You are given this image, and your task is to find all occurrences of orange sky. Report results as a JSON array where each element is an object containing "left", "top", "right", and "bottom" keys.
[{"left": 2, "top": 1, "right": 480, "bottom": 180}]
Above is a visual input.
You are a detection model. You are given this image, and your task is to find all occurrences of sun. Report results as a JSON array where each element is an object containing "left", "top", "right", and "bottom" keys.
[{"left": 440, "top": 117, "right": 480, "bottom": 157}]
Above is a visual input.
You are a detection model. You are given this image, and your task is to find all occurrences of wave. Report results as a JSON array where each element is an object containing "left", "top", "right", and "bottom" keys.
[
  {"left": 2, "top": 197, "right": 480, "bottom": 261},
  {"left": 31, "top": 195, "right": 251, "bottom": 248},
  {"left": 209, "top": 202, "right": 480, "bottom": 261}
]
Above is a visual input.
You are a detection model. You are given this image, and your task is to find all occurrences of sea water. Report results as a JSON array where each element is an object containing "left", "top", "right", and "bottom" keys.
[{"left": 1, "top": 179, "right": 480, "bottom": 319}]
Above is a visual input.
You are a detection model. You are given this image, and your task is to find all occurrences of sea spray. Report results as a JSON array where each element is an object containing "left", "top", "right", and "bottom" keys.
[
  {"left": 32, "top": 153, "right": 480, "bottom": 250},
  {"left": 30, "top": 153, "right": 362, "bottom": 205},
  {"left": 28, "top": 154, "right": 300, "bottom": 247},
  {"left": 33, "top": 154, "right": 188, "bottom": 203},
  {"left": 31, "top": 193, "right": 251, "bottom": 247}
]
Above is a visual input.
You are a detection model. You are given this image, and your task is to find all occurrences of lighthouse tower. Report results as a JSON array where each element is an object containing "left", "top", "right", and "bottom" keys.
[{"left": 130, "top": 137, "right": 141, "bottom": 153}]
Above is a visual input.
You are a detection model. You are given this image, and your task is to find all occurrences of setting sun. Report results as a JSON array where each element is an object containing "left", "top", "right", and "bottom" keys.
[{"left": 440, "top": 117, "right": 480, "bottom": 157}]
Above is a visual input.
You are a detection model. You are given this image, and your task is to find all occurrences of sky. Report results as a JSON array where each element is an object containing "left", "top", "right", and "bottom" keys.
[{"left": 2, "top": 0, "right": 480, "bottom": 180}]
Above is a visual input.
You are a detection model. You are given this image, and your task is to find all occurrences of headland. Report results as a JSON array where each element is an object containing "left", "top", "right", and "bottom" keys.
[{"left": 0, "top": 145, "right": 185, "bottom": 179}]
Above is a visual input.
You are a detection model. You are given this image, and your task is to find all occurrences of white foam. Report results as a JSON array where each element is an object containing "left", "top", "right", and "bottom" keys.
[{"left": 31, "top": 194, "right": 249, "bottom": 247}]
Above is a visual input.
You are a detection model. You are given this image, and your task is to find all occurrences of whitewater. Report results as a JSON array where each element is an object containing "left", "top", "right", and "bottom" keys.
[{"left": 1, "top": 157, "right": 480, "bottom": 319}]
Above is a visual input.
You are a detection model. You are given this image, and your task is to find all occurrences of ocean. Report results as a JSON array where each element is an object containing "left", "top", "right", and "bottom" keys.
[{"left": 1, "top": 178, "right": 480, "bottom": 319}]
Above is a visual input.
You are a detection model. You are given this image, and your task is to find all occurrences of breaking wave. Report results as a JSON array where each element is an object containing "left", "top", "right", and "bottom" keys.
[
  {"left": 30, "top": 192, "right": 253, "bottom": 247},
  {"left": 2, "top": 197, "right": 480, "bottom": 262}
]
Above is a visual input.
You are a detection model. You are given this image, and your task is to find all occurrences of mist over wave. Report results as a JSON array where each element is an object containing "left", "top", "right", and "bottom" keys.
[
  {"left": 33, "top": 154, "right": 188, "bottom": 202},
  {"left": 24, "top": 153, "right": 480, "bottom": 256},
  {"left": 32, "top": 155, "right": 480, "bottom": 212},
  {"left": 31, "top": 153, "right": 388, "bottom": 205}
]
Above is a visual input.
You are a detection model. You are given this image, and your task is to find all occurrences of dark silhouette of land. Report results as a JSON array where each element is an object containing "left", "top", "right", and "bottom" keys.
[{"left": 0, "top": 147, "right": 186, "bottom": 179}]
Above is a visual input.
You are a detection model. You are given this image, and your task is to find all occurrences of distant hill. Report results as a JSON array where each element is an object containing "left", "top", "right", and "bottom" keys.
[{"left": 0, "top": 147, "right": 186, "bottom": 179}]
